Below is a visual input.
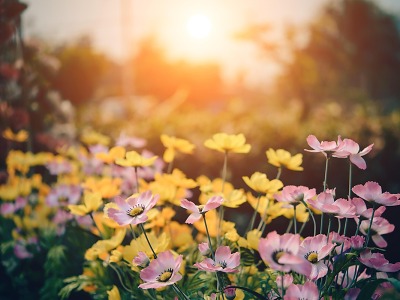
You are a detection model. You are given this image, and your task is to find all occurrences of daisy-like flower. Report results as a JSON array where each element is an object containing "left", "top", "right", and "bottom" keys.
[
  {"left": 68, "top": 191, "right": 103, "bottom": 216},
  {"left": 106, "top": 190, "right": 159, "bottom": 226},
  {"left": 266, "top": 148, "right": 303, "bottom": 171},
  {"left": 258, "top": 231, "right": 312, "bottom": 276},
  {"left": 358, "top": 250, "right": 400, "bottom": 272},
  {"left": 299, "top": 234, "right": 335, "bottom": 280},
  {"left": 133, "top": 251, "right": 150, "bottom": 268},
  {"left": 180, "top": 196, "right": 223, "bottom": 224},
  {"left": 160, "top": 134, "right": 195, "bottom": 163},
  {"left": 204, "top": 133, "right": 251, "bottom": 154},
  {"left": 115, "top": 150, "right": 158, "bottom": 168},
  {"left": 46, "top": 184, "right": 81, "bottom": 207},
  {"left": 2, "top": 128, "right": 28, "bottom": 142},
  {"left": 359, "top": 217, "right": 394, "bottom": 248},
  {"left": 95, "top": 146, "right": 126, "bottom": 164},
  {"left": 352, "top": 181, "right": 400, "bottom": 206},
  {"left": 332, "top": 138, "right": 374, "bottom": 170},
  {"left": 305, "top": 135, "right": 344, "bottom": 157},
  {"left": 351, "top": 197, "right": 386, "bottom": 219},
  {"left": 275, "top": 185, "right": 316, "bottom": 206},
  {"left": 242, "top": 172, "right": 283, "bottom": 195},
  {"left": 194, "top": 246, "right": 240, "bottom": 273},
  {"left": 139, "top": 250, "right": 183, "bottom": 289},
  {"left": 307, "top": 191, "right": 356, "bottom": 218},
  {"left": 284, "top": 282, "right": 319, "bottom": 300}
]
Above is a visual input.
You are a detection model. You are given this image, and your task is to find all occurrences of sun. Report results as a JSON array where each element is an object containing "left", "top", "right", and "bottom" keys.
[{"left": 186, "top": 14, "right": 212, "bottom": 39}]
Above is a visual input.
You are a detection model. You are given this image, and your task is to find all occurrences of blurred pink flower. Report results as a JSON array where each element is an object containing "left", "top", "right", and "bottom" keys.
[
  {"left": 139, "top": 251, "right": 182, "bottom": 289},
  {"left": 305, "top": 135, "right": 344, "bottom": 157},
  {"left": 308, "top": 192, "right": 356, "bottom": 218},
  {"left": 338, "top": 265, "right": 369, "bottom": 288},
  {"left": 258, "top": 231, "right": 312, "bottom": 276},
  {"left": 107, "top": 191, "right": 159, "bottom": 226},
  {"left": 116, "top": 133, "right": 147, "bottom": 148},
  {"left": 46, "top": 184, "right": 81, "bottom": 207},
  {"left": 352, "top": 181, "right": 400, "bottom": 206},
  {"left": 299, "top": 234, "right": 335, "bottom": 280},
  {"left": 180, "top": 196, "right": 223, "bottom": 224},
  {"left": 358, "top": 250, "right": 400, "bottom": 272},
  {"left": 349, "top": 235, "right": 365, "bottom": 250},
  {"left": 133, "top": 251, "right": 150, "bottom": 268},
  {"left": 274, "top": 185, "right": 316, "bottom": 206},
  {"left": 194, "top": 246, "right": 240, "bottom": 273},
  {"left": 332, "top": 138, "right": 373, "bottom": 169},
  {"left": 360, "top": 217, "right": 394, "bottom": 248},
  {"left": 284, "top": 282, "right": 319, "bottom": 300},
  {"left": 351, "top": 197, "right": 386, "bottom": 219},
  {"left": 198, "top": 242, "right": 210, "bottom": 256}
]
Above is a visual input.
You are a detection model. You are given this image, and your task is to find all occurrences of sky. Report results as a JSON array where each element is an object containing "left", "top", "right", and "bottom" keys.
[{"left": 22, "top": 0, "right": 400, "bottom": 87}]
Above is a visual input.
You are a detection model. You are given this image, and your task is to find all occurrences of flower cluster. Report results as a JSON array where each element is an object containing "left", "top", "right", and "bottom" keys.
[{"left": 0, "top": 131, "right": 399, "bottom": 300}]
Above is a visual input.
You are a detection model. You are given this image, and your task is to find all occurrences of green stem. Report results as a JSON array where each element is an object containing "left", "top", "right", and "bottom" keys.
[
  {"left": 247, "top": 194, "right": 261, "bottom": 233},
  {"left": 167, "top": 159, "right": 174, "bottom": 174},
  {"left": 129, "top": 224, "right": 137, "bottom": 239},
  {"left": 134, "top": 166, "right": 139, "bottom": 193},
  {"left": 217, "top": 152, "right": 228, "bottom": 246},
  {"left": 139, "top": 223, "right": 157, "bottom": 258},
  {"left": 293, "top": 205, "right": 297, "bottom": 234},
  {"left": 348, "top": 161, "right": 353, "bottom": 198},
  {"left": 276, "top": 167, "right": 282, "bottom": 180},
  {"left": 365, "top": 204, "right": 376, "bottom": 247},
  {"left": 172, "top": 284, "right": 191, "bottom": 300},
  {"left": 89, "top": 212, "right": 104, "bottom": 239}
]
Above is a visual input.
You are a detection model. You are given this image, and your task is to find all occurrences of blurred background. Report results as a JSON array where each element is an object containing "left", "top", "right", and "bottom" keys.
[{"left": 1, "top": 0, "right": 400, "bottom": 260}]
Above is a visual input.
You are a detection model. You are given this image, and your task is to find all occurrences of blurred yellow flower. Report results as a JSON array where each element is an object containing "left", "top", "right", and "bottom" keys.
[
  {"left": 122, "top": 232, "right": 170, "bottom": 262},
  {"left": 68, "top": 191, "right": 103, "bottom": 216},
  {"left": 282, "top": 202, "right": 309, "bottom": 222},
  {"left": 83, "top": 177, "right": 122, "bottom": 199},
  {"left": 204, "top": 133, "right": 251, "bottom": 154},
  {"left": 2, "top": 128, "right": 28, "bottom": 142},
  {"left": 243, "top": 172, "right": 284, "bottom": 195},
  {"left": 85, "top": 228, "right": 126, "bottom": 261},
  {"left": 95, "top": 146, "right": 126, "bottom": 164},
  {"left": 247, "top": 229, "right": 262, "bottom": 251},
  {"left": 107, "top": 285, "right": 121, "bottom": 300},
  {"left": 160, "top": 134, "right": 195, "bottom": 163},
  {"left": 165, "top": 221, "right": 194, "bottom": 252},
  {"left": 266, "top": 148, "right": 303, "bottom": 171},
  {"left": 115, "top": 150, "right": 157, "bottom": 167},
  {"left": 81, "top": 130, "right": 110, "bottom": 146}
]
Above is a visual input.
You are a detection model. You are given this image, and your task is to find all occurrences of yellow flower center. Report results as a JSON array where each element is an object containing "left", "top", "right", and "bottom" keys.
[
  {"left": 158, "top": 270, "right": 173, "bottom": 282},
  {"left": 273, "top": 250, "right": 287, "bottom": 265},
  {"left": 128, "top": 206, "right": 144, "bottom": 217},
  {"left": 307, "top": 252, "right": 319, "bottom": 264}
]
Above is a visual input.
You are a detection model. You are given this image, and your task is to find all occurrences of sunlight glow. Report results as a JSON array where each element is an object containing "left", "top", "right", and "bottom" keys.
[{"left": 186, "top": 14, "right": 212, "bottom": 39}]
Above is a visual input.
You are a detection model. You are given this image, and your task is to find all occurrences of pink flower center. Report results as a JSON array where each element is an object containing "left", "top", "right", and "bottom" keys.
[
  {"left": 158, "top": 268, "right": 173, "bottom": 282},
  {"left": 127, "top": 205, "right": 144, "bottom": 217}
]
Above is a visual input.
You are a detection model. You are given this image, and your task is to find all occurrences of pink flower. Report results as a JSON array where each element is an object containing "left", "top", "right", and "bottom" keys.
[
  {"left": 332, "top": 138, "right": 373, "bottom": 170},
  {"left": 328, "top": 232, "right": 350, "bottom": 254},
  {"left": 358, "top": 250, "right": 400, "bottom": 272},
  {"left": 46, "top": 184, "right": 81, "bottom": 207},
  {"left": 194, "top": 246, "right": 240, "bottom": 273},
  {"left": 116, "top": 132, "right": 147, "bottom": 148},
  {"left": 284, "top": 282, "right": 319, "bottom": 300},
  {"left": 299, "top": 234, "right": 335, "bottom": 280},
  {"left": 338, "top": 266, "right": 369, "bottom": 288},
  {"left": 180, "top": 196, "right": 223, "bottom": 224},
  {"left": 308, "top": 192, "right": 356, "bottom": 218},
  {"left": 133, "top": 251, "right": 150, "bottom": 268},
  {"left": 360, "top": 217, "right": 394, "bottom": 248},
  {"left": 107, "top": 191, "right": 159, "bottom": 226},
  {"left": 351, "top": 197, "right": 386, "bottom": 219},
  {"left": 349, "top": 235, "right": 365, "bottom": 250},
  {"left": 198, "top": 242, "right": 210, "bottom": 256},
  {"left": 352, "top": 181, "right": 400, "bottom": 206},
  {"left": 139, "top": 251, "right": 183, "bottom": 289},
  {"left": 305, "top": 135, "right": 344, "bottom": 157},
  {"left": 274, "top": 185, "right": 316, "bottom": 206},
  {"left": 258, "top": 231, "right": 312, "bottom": 276}
]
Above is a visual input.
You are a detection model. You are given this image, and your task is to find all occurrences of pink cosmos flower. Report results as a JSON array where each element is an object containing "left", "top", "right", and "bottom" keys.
[
  {"left": 337, "top": 265, "right": 369, "bottom": 288},
  {"left": 116, "top": 132, "right": 147, "bottom": 148},
  {"left": 258, "top": 231, "right": 312, "bottom": 276},
  {"left": 198, "top": 242, "right": 210, "bottom": 256},
  {"left": 349, "top": 235, "right": 365, "bottom": 250},
  {"left": 139, "top": 250, "right": 183, "bottom": 289},
  {"left": 359, "top": 217, "right": 394, "bottom": 248},
  {"left": 180, "top": 196, "right": 223, "bottom": 224},
  {"left": 107, "top": 190, "right": 159, "bottom": 226},
  {"left": 305, "top": 135, "right": 344, "bottom": 157},
  {"left": 358, "top": 250, "right": 400, "bottom": 272},
  {"left": 194, "top": 246, "right": 240, "bottom": 273},
  {"left": 133, "top": 251, "right": 150, "bottom": 268},
  {"left": 308, "top": 192, "right": 356, "bottom": 218},
  {"left": 352, "top": 181, "right": 400, "bottom": 206},
  {"left": 268, "top": 274, "right": 293, "bottom": 299},
  {"left": 351, "top": 197, "right": 386, "bottom": 219},
  {"left": 299, "top": 234, "right": 335, "bottom": 280},
  {"left": 332, "top": 138, "right": 374, "bottom": 170},
  {"left": 274, "top": 185, "right": 316, "bottom": 206},
  {"left": 328, "top": 232, "right": 351, "bottom": 254},
  {"left": 284, "top": 282, "right": 319, "bottom": 300},
  {"left": 46, "top": 184, "right": 81, "bottom": 207}
]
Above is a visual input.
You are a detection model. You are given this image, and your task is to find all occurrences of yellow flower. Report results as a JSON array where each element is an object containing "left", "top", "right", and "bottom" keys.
[
  {"left": 243, "top": 172, "right": 283, "bottom": 195},
  {"left": 204, "top": 133, "right": 251, "bottom": 154},
  {"left": 122, "top": 232, "right": 170, "bottom": 262},
  {"left": 85, "top": 228, "right": 126, "bottom": 261},
  {"left": 160, "top": 134, "right": 195, "bottom": 163},
  {"left": 282, "top": 202, "right": 309, "bottom": 222},
  {"left": 68, "top": 191, "right": 103, "bottom": 216},
  {"left": 2, "top": 128, "right": 28, "bottom": 142},
  {"left": 266, "top": 148, "right": 303, "bottom": 171},
  {"left": 81, "top": 130, "right": 110, "bottom": 146},
  {"left": 115, "top": 150, "right": 157, "bottom": 167},
  {"left": 107, "top": 285, "right": 121, "bottom": 300},
  {"left": 83, "top": 177, "right": 122, "bottom": 199},
  {"left": 95, "top": 146, "right": 126, "bottom": 164},
  {"left": 164, "top": 221, "right": 194, "bottom": 252},
  {"left": 247, "top": 229, "right": 262, "bottom": 251}
]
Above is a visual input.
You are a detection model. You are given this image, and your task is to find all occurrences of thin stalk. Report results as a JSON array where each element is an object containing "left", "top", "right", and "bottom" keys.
[
  {"left": 276, "top": 167, "right": 282, "bottom": 180},
  {"left": 320, "top": 156, "right": 330, "bottom": 234},
  {"left": 247, "top": 194, "right": 261, "bottom": 233},
  {"left": 129, "top": 224, "right": 137, "bottom": 239},
  {"left": 365, "top": 204, "right": 376, "bottom": 247},
  {"left": 89, "top": 212, "right": 104, "bottom": 239},
  {"left": 134, "top": 166, "right": 139, "bottom": 193},
  {"left": 293, "top": 205, "right": 297, "bottom": 234},
  {"left": 139, "top": 223, "right": 157, "bottom": 258},
  {"left": 167, "top": 159, "right": 174, "bottom": 174},
  {"left": 172, "top": 284, "right": 191, "bottom": 300},
  {"left": 337, "top": 217, "right": 341, "bottom": 236},
  {"left": 347, "top": 162, "right": 353, "bottom": 198},
  {"left": 217, "top": 152, "right": 228, "bottom": 245},
  {"left": 326, "top": 216, "right": 332, "bottom": 242},
  {"left": 285, "top": 219, "right": 293, "bottom": 234},
  {"left": 300, "top": 203, "right": 317, "bottom": 236}
]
